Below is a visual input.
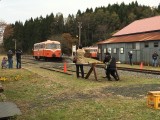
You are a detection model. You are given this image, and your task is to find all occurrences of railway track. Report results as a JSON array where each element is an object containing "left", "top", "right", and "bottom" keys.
[
  {"left": 40, "top": 66, "right": 73, "bottom": 75},
  {"left": 96, "top": 64, "right": 160, "bottom": 75},
  {"left": 117, "top": 67, "right": 160, "bottom": 75},
  {"left": 21, "top": 55, "right": 160, "bottom": 76},
  {"left": 39, "top": 64, "right": 160, "bottom": 78}
]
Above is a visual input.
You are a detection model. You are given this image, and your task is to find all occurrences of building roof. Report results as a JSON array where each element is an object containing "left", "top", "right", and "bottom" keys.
[
  {"left": 113, "top": 16, "right": 160, "bottom": 36},
  {"left": 98, "top": 31, "right": 160, "bottom": 44}
]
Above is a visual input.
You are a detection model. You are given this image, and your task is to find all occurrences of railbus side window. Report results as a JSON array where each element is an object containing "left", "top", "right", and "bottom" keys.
[
  {"left": 42, "top": 44, "right": 45, "bottom": 49},
  {"left": 56, "top": 44, "right": 61, "bottom": 49},
  {"left": 34, "top": 45, "right": 38, "bottom": 50},
  {"left": 38, "top": 45, "right": 40, "bottom": 49},
  {"left": 40, "top": 44, "right": 43, "bottom": 49}
]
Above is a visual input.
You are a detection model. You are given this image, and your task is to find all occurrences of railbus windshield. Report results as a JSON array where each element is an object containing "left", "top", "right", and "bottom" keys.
[{"left": 46, "top": 44, "right": 61, "bottom": 49}]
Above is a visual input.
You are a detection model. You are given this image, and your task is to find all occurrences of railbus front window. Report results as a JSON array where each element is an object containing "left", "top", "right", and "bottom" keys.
[
  {"left": 46, "top": 44, "right": 61, "bottom": 49},
  {"left": 56, "top": 44, "right": 61, "bottom": 49}
]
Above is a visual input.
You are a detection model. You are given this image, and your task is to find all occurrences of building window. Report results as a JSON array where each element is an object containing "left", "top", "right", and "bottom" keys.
[
  {"left": 154, "top": 42, "right": 158, "bottom": 47},
  {"left": 113, "top": 48, "right": 117, "bottom": 53},
  {"left": 108, "top": 48, "right": 111, "bottom": 53},
  {"left": 144, "top": 42, "right": 149, "bottom": 48},
  {"left": 132, "top": 43, "right": 136, "bottom": 49},
  {"left": 98, "top": 48, "right": 101, "bottom": 53},
  {"left": 136, "top": 43, "right": 140, "bottom": 50},
  {"left": 104, "top": 48, "right": 107, "bottom": 53},
  {"left": 120, "top": 47, "right": 124, "bottom": 54}
]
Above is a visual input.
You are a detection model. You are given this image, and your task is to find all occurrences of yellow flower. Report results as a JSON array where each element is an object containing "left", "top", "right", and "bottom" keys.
[
  {"left": 14, "top": 75, "right": 21, "bottom": 81},
  {"left": 0, "top": 77, "right": 7, "bottom": 82}
]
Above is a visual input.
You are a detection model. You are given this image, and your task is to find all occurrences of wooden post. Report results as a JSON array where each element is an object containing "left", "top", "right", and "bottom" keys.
[{"left": 85, "top": 63, "right": 97, "bottom": 81}]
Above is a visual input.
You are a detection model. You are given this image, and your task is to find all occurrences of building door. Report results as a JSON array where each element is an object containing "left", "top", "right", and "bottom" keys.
[{"left": 116, "top": 48, "right": 120, "bottom": 61}]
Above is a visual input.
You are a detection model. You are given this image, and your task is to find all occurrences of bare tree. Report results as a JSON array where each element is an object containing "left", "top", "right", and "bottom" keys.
[{"left": 0, "top": 20, "right": 7, "bottom": 44}]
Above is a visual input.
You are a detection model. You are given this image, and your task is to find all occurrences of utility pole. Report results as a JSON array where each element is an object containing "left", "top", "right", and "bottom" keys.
[
  {"left": 78, "top": 22, "right": 82, "bottom": 46},
  {"left": 12, "top": 39, "right": 16, "bottom": 52}
]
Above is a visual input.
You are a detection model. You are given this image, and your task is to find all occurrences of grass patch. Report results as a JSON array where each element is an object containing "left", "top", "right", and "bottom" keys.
[{"left": 1, "top": 55, "right": 160, "bottom": 119}]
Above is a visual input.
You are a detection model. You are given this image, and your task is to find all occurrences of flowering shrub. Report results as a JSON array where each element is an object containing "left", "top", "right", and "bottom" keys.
[{"left": 0, "top": 75, "right": 22, "bottom": 82}]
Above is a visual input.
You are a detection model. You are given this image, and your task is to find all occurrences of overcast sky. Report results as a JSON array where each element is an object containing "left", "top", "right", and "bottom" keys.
[{"left": 0, "top": 0, "right": 160, "bottom": 24}]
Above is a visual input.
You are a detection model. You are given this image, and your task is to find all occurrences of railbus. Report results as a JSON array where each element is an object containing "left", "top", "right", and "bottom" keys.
[
  {"left": 84, "top": 46, "right": 98, "bottom": 58},
  {"left": 33, "top": 40, "right": 62, "bottom": 60}
]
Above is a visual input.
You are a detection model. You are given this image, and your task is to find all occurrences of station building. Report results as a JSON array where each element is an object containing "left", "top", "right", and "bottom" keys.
[{"left": 97, "top": 16, "right": 160, "bottom": 65}]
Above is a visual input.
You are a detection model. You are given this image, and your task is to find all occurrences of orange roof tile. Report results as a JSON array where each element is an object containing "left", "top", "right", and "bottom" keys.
[
  {"left": 98, "top": 31, "right": 160, "bottom": 44},
  {"left": 113, "top": 16, "right": 160, "bottom": 36}
]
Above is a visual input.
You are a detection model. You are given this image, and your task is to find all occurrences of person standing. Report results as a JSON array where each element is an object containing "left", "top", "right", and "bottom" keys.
[
  {"left": 152, "top": 51, "right": 158, "bottom": 67},
  {"left": 1, "top": 57, "right": 8, "bottom": 69},
  {"left": 128, "top": 51, "right": 133, "bottom": 65},
  {"left": 103, "top": 52, "right": 119, "bottom": 81},
  {"left": 16, "top": 49, "right": 22, "bottom": 69},
  {"left": 7, "top": 50, "right": 13, "bottom": 69},
  {"left": 75, "top": 45, "right": 85, "bottom": 78}
]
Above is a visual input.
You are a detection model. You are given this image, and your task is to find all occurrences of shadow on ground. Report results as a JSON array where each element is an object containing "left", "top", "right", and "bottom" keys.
[{"left": 101, "top": 84, "right": 160, "bottom": 98}]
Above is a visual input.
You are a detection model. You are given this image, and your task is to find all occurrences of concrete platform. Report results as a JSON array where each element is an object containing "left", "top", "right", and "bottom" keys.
[{"left": 0, "top": 102, "right": 22, "bottom": 119}]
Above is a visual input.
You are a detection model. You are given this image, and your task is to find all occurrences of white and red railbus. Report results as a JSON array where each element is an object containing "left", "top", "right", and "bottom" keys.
[
  {"left": 33, "top": 40, "right": 62, "bottom": 60},
  {"left": 84, "top": 46, "right": 98, "bottom": 58}
]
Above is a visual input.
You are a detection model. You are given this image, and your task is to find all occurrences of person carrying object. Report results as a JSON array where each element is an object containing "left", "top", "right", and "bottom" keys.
[
  {"left": 75, "top": 45, "right": 85, "bottom": 78},
  {"left": 103, "top": 52, "right": 119, "bottom": 81}
]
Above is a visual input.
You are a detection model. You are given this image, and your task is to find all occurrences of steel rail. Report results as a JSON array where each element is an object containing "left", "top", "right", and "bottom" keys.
[{"left": 22, "top": 55, "right": 160, "bottom": 75}]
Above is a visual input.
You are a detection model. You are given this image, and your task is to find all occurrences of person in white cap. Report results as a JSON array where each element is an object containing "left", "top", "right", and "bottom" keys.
[{"left": 128, "top": 51, "right": 133, "bottom": 65}]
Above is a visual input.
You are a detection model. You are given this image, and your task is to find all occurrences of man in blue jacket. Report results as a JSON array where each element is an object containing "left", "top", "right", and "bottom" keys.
[
  {"left": 152, "top": 51, "right": 158, "bottom": 67},
  {"left": 7, "top": 50, "right": 13, "bottom": 68}
]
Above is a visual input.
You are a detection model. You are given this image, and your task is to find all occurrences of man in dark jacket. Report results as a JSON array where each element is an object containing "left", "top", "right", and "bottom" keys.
[
  {"left": 7, "top": 50, "right": 13, "bottom": 68},
  {"left": 128, "top": 51, "right": 133, "bottom": 65},
  {"left": 16, "top": 49, "right": 22, "bottom": 69},
  {"left": 103, "top": 52, "right": 119, "bottom": 81},
  {"left": 152, "top": 51, "right": 158, "bottom": 67}
]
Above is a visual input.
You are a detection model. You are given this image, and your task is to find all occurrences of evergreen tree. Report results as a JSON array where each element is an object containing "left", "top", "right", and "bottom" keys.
[{"left": 2, "top": 2, "right": 160, "bottom": 54}]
